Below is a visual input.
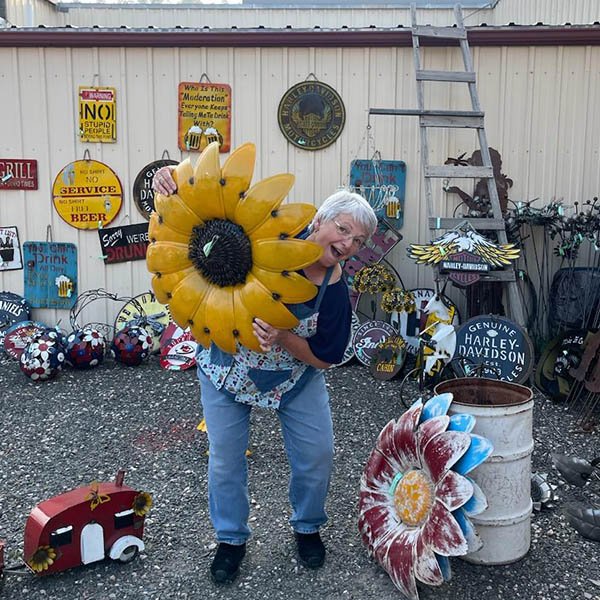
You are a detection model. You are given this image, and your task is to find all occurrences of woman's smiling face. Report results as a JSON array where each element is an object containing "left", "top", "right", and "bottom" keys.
[{"left": 309, "top": 213, "right": 368, "bottom": 267}]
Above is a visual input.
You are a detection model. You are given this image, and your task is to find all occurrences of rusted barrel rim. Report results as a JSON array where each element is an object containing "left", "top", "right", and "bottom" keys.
[{"left": 434, "top": 377, "right": 533, "bottom": 407}]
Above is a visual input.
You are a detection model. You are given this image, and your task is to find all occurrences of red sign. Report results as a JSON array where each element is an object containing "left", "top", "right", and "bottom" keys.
[{"left": 0, "top": 159, "right": 38, "bottom": 190}]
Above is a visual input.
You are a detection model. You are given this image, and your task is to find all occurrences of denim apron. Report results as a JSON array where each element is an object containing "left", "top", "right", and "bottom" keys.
[{"left": 197, "top": 267, "right": 334, "bottom": 409}]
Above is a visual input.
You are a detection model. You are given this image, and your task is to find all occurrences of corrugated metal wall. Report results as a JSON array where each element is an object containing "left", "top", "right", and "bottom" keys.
[
  {"left": 2, "top": 39, "right": 600, "bottom": 326},
  {"left": 4, "top": 0, "right": 600, "bottom": 28}
]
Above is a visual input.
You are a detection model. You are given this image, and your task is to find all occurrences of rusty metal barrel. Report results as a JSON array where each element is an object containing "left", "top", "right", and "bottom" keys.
[{"left": 434, "top": 378, "right": 534, "bottom": 565}]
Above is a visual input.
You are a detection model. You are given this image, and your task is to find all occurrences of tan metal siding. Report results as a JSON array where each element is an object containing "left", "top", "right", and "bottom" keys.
[
  {"left": 2, "top": 42, "right": 600, "bottom": 324},
  {"left": 5, "top": 0, "right": 600, "bottom": 28}
]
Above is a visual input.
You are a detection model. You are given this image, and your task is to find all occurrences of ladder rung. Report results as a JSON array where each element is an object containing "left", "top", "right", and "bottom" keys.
[
  {"left": 369, "top": 108, "right": 484, "bottom": 118},
  {"left": 413, "top": 25, "right": 467, "bottom": 39},
  {"left": 420, "top": 114, "right": 484, "bottom": 128},
  {"left": 425, "top": 165, "right": 494, "bottom": 179},
  {"left": 428, "top": 217, "right": 506, "bottom": 231},
  {"left": 416, "top": 70, "right": 476, "bottom": 83}
]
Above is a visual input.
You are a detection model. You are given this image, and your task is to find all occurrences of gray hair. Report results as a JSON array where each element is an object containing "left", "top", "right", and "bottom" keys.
[{"left": 312, "top": 190, "right": 378, "bottom": 239}]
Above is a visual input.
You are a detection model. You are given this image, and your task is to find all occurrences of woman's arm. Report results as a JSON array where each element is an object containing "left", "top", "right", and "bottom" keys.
[{"left": 252, "top": 318, "right": 331, "bottom": 369}]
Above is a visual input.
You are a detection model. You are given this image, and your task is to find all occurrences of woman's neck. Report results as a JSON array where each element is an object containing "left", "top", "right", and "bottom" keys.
[{"left": 303, "top": 262, "right": 341, "bottom": 285}]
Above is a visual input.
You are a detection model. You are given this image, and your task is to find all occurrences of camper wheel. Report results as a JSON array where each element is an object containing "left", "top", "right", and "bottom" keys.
[{"left": 118, "top": 545, "right": 139, "bottom": 563}]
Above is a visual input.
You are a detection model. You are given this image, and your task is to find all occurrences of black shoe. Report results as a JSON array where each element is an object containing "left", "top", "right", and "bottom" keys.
[
  {"left": 295, "top": 532, "right": 325, "bottom": 569},
  {"left": 210, "top": 542, "right": 246, "bottom": 584}
]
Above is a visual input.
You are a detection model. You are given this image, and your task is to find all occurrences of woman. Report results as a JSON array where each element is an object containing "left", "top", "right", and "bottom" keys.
[{"left": 153, "top": 167, "right": 377, "bottom": 583}]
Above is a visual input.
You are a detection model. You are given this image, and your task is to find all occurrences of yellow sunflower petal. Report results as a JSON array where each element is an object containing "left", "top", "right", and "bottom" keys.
[
  {"left": 149, "top": 211, "right": 191, "bottom": 244},
  {"left": 252, "top": 239, "right": 323, "bottom": 272},
  {"left": 221, "top": 142, "right": 256, "bottom": 220},
  {"left": 169, "top": 270, "right": 211, "bottom": 328},
  {"left": 151, "top": 266, "right": 195, "bottom": 305},
  {"left": 240, "top": 273, "right": 298, "bottom": 329},
  {"left": 252, "top": 267, "right": 317, "bottom": 304},
  {"left": 233, "top": 288, "right": 262, "bottom": 353},
  {"left": 170, "top": 158, "right": 195, "bottom": 205},
  {"left": 204, "top": 285, "right": 237, "bottom": 354},
  {"left": 235, "top": 174, "right": 295, "bottom": 234},
  {"left": 154, "top": 193, "right": 202, "bottom": 235},
  {"left": 249, "top": 203, "right": 317, "bottom": 241},
  {"left": 188, "top": 290, "right": 212, "bottom": 348},
  {"left": 146, "top": 241, "right": 192, "bottom": 275},
  {"left": 186, "top": 142, "right": 225, "bottom": 220}
]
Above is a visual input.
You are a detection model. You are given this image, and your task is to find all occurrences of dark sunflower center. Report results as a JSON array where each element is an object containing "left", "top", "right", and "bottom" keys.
[{"left": 189, "top": 219, "right": 252, "bottom": 287}]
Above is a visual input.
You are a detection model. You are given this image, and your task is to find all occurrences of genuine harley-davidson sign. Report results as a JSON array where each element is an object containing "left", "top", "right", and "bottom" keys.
[{"left": 277, "top": 81, "right": 345, "bottom": 150}]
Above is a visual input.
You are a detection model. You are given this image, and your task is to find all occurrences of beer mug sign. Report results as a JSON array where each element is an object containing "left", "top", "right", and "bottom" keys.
[
  {"left": 55, "top": 274, "right": 74, "bottom": 299},
  {"left": 184, "top": 125, "right": 202, "bottom": 151}
]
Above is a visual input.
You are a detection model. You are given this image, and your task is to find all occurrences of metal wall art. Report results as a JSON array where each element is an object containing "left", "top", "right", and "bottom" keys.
[
  {"left": 0, "top": 226, "right": 23, "bottom": 271},
  {"left": 132, "top": 159, "right": 179, "bottom": 220},
  {"left": 78, "top": 87, "right": 117, "bottom": 143},
  {"left": 178, "top": 81, "right": 231, "bottom": 152},
  {"left": 23, "top": 242, "right": 78, "bottom": 309},
  {"left": 0, "top": 158, "right": 38, "bottom": 190},
  {"left": 52, "top": 160, "right": 123, "bottom": 229},
  {"left": 278, "top": 79, "right": 345, "bottom": 150},
  {"left": 98, "top": 222, "right": 149, "bottom": 264}
]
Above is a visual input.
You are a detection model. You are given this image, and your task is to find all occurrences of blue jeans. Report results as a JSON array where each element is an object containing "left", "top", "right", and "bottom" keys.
[{"left": 198, "top": 369, "right": 334, "bottom": 545}]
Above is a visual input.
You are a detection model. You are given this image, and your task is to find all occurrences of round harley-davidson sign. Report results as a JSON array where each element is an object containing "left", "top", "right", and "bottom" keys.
[
  {"left": 133, "top": 159, "right": 178, "bottom": 220},
  {"left": 277, "top": 81, "right": 345, "bottom": 150}
]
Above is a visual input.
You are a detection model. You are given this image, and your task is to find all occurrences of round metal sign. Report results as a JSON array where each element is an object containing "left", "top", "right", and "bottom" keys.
[
  {"left": 352, "top": 320, "right": 398, "bottom": 367},
  {"left": 277, "top": 80, "right": 345, "bottom": 150},
  {"left": 132, "top": 159, "right": 179, "bottom": 220},
  {"left": 52, "top": 160, "right": 123, "bottom": 229},
  {"left": 3, "top": 320, "right": 47, "bottom": 360},
  {"left": 369, "top": 336, "right": 407, "bottom": 380},
  {"left": 0, "top": 291, "right": 31, "bottom": 349},
  {"left": 159, "top": 322, "right": 197, "bottom": 371},
  {"left": 453, "top": 315, "right": 534, "bottom": 383},
  {"left": 390, "top": 288, "right": 460, "bottom": 355}
]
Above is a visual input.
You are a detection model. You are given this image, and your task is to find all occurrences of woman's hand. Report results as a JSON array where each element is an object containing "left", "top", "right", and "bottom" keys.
[
  {"left": 252, "top": 318, "right": 285, "bottom": 352},
  {"left": 152, "top": 166, "right": 177, "bottom": 196}
]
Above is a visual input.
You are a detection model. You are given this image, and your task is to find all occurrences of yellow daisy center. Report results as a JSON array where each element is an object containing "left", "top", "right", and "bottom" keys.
[
  {"left": 393, "top": 469, "right": 434, "bottom": 527},
  {"left": 188, "top": 219, "right": 252, "bottom": 287}
]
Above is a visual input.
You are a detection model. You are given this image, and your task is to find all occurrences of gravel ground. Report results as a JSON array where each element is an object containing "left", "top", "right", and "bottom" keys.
[{"left": 0, "top": 354, "right": 599, "bottom": 600}]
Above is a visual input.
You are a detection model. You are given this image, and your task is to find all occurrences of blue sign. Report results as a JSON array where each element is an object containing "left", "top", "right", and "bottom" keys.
[
  {"left": 23, "top": 242, "right": 78, "bottom": 309},
  {"left": 350, "top": 159, "right": 406, "bottom": 229}
]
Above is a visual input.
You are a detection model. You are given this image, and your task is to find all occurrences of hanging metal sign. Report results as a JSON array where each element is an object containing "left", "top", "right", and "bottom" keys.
[
  {"left": 352, "top": 320, "right": 397, "bottom": 367},
  {"left": 278, "top": 80, "right": 345, "bottom": 150},
  {"left": 0, "top": 292, "right": 31, "bottom": 348},
  {"left": 52, "top": 160, "right": 123, "bottom": 230},
  {"left": 178, "top": 82, "right": 231, "bottom": 153},
  {"left": 453, "top": 315, "right": 534, "bottom": 383},
  {"left": 0, "top": 159, "right": 38, "bottom": 190},
  {"left": 98, "top": 222, "right": 149, "bottom": 264},
  {"left": 350, "top": 159, "right": 406, "bottom": 229},
  {"left": 23, "top": 242, "right": 78, "bottom": 309},
  {"left": 441, "top": 251, "right": 489, "bottom": 286},
  {"left": 390, "top": 288, "right": 460, "bottom": 355},
  {"left": 0, "top": 226, "right": 23, "bottom": 271},
  {"left": 79, "top": 87, "right": 117, "bottom": 143},
  {"left": 133, "top": 159, "right": 179, "bottom": 220}
]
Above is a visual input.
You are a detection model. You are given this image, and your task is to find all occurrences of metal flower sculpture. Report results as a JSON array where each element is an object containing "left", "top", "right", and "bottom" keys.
[
  {"left": 146, "top": 142, "right": 322, "bottom": 353},
  {"left": 359, "top": 393, "right": 493, "bottom": 600}
]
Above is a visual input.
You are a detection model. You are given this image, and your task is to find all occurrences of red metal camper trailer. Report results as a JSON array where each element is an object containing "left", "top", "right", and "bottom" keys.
[{"left": 20, "top": 471, "right": 151, "bottom": 575}]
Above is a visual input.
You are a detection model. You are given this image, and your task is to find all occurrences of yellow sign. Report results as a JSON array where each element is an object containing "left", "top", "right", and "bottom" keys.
[
  {"left": 79, "top": 87, "right": 117, "bottom": 143},
  {"left": 178, "top": 82, "right": 231, "bottom": 153},
  {"left": 52, "top": 160, "right": 123, "bottom": 230}
]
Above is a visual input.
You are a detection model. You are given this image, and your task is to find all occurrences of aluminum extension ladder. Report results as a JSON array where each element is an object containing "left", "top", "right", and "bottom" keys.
[{"left": 370, "top": 3, "right": 525, "bottom": 326}]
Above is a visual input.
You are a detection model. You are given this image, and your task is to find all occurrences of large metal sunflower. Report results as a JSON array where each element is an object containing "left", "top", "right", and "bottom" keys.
[{"left": 146, "top": 142, "right": 322, "bottom": 353}]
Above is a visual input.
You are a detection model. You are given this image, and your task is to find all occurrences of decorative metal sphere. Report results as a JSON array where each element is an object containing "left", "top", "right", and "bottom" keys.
[
  {"left": 65, "top": 327, "right": 106, "bottom": 369},
  {"left": 19, "top": 331, "right": 66, "bottom": 381},
  {"left": 110, "top": 325, "right": 153, "bottom": 366}
]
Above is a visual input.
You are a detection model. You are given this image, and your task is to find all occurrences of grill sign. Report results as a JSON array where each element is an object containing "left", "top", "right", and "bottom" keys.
[
  {"left": 453, "top": 315, "right": 534, "bottom": 383},
  {"left": 98, "top": 222, "right": 150, "bottom": 264},
  {"left": 278, "top": 81, "right": 345, "bottom": 150},
  {"left": 0, "top": 159, "right": 38, "bottom": 190},
  {"left": 79, "top": 87, "right": 117, "bottom": 143},
  {"left": 133, "top": 159, "right": 179, "bottom": 220}
]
